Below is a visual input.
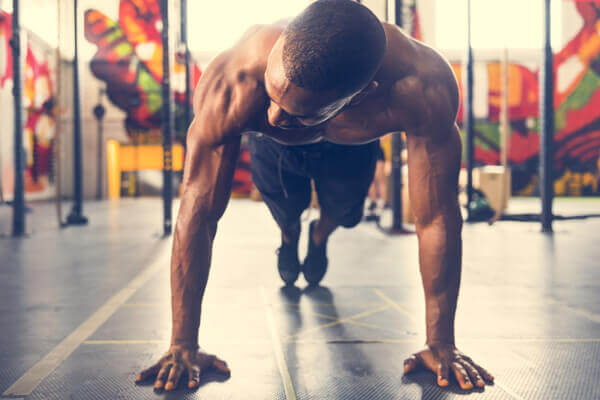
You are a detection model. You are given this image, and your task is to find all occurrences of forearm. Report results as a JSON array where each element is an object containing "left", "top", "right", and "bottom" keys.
[
  {"left": 169, "top": 196, "right": 217, "bottom": 348},
  {"left": 416, "top": 208, "right": 462, "bottom": 346}
]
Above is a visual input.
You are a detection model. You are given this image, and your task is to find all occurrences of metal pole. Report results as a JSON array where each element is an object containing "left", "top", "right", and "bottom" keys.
[
  {"left": 540, "top": 0, "right": 554, "bottom": 232},
  {"left": 96, "top": 112, "right": 103, "bottom": 200},
  {"left": 11, "top": 0, "right": 25, "bottom": 236},
  {"left": 161, "top": 0, "right": 173, "bottom": 236},
  {"left": 500, "top": 48, "right": 509, "bottom": 170},
  {"left": 490, "top": 47, "right": 510, "bottom": 225},
  {"left": 66, "top": 0, "right": 88, "bottom": 225},
  {"left": 0, "top": 0, "right": 4, "bottom": 204},
  {"left": 390, "top": 0, "right": 405, "bottom": 232},
  {"left": 390, "top": 133, "right": 403, "bottom": 230},
  {"left": 55, "top": 0, "right": 63, "bottom": 226},
  {"left": 181, "top": 0, "right": 191, "bottom": 130},
  {"left": 464, "top": 0, "right": 475, "bottom": 221},
  {"left": 93, "top": 90, "right": 106, "bottom": 200}
]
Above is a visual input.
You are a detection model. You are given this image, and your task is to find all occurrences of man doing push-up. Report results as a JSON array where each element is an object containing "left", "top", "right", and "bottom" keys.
[{"left": 137, "top": 0, "right": 494, "bottom": 392}]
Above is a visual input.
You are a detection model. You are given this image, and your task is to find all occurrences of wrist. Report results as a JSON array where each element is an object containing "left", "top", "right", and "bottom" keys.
[
  {"left": 170, "top": 319, "right": 200, "bottom": 349},
  {"left": 170, "top": 325, "right": 199, "bottom": 349},
  {"left": 170, "top": 338, "right": 199, "bottom": 350},
  {"left": 426, "top": 328, "right": 455, "bottom": 347},
  {"left": 426, "top": 339, "right": 455, "bottom": 348}
]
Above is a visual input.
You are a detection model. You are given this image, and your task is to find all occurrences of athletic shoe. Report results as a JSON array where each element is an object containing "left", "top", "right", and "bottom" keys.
[
  {"left": 276, "top": 238, "right": 301, "bottom": 285},
  {"left": 302, "top": 220, "right": 329, "bottom": 286},
  {"left": 363, "top": 199, "right": 380, "bottom": 222}
]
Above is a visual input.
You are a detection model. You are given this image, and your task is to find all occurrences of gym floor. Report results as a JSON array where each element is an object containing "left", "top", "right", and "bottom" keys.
[{"left": 1, "top": 198, "right": 599, "bottom": 399}]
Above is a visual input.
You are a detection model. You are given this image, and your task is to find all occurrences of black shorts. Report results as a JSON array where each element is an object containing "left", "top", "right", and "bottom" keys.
[{"left": 248, "top": 134, "right": 378, "bottom": 230}]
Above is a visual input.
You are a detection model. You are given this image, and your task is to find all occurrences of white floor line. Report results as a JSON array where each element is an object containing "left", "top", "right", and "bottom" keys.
[
  {"left": 548, "top": 298, "right": 600, "bottom": 324},
  {"left": 1, "top": 240, "right": 171, "bottom": 398},
  {"left": 494, "top": 379, "right": 526, "bottom": 400},
  {"left": 373, "top": 289, "right": 417, "bottom": 322},
  {"left": 260, "top": 287, "right": 297, "bottom": 400}
]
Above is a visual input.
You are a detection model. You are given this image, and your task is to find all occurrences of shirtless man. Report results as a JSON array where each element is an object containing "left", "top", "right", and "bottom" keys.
[{"left": 136, "top": 0, "right": 494, "bottom": 392}]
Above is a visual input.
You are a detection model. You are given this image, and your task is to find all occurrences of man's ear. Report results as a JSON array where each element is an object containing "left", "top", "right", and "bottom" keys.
[{"left": 348, "top": 81, "right": 379, "bottom": 107}]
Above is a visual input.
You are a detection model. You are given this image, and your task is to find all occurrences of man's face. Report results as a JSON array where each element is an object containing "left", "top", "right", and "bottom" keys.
[{"left": 264, "top": 38, "right": 351, "bottom": 130}]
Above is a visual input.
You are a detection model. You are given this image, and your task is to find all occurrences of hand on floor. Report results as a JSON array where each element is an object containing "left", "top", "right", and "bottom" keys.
[
  {"left": 135, "top": 345, "right": 230, "bottom": 391},
  {"left": 403, "top": 344, "right": 494, "bottom": 390}
]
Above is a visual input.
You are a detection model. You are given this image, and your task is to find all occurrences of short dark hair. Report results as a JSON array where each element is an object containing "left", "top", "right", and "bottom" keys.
[{"left": 282, "top": 0, "right": 387, "bottom": 96}]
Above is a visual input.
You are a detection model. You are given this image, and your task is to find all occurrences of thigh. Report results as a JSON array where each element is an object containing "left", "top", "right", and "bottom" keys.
[
  {"left": 247, "top": 134, "right": 312, "bottom": 229},
  {"left": 313, "top": 141, "right": 378, "bottom": 228}
]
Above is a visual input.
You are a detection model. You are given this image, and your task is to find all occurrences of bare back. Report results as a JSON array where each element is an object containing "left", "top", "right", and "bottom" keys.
[{"left": 191, "top": 22, "right": 460, "bottom": 148}]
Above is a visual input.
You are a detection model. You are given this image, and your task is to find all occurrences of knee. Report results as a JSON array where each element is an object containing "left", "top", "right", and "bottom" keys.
[{"left": 338, "top": 210, "right": 363, "bottom": 228}]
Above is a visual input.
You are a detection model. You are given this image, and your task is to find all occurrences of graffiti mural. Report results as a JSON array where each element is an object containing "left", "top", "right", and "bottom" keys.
[
  {"left": 453, "top": 1, "right": 600, "bottom": 196},
  {"left": 84, "top": 0, "right": 201, "bottom": 142},
  {"left": 0, "top": 10, "right": 57, "bottom": 198},
  {"left": 82, "top": 0, "right": 266, "bottom": 197},
  {"left": 23, "top": 46, "right": 56, "bottom": 193},
  {"left": 0, "top": 11, "right": 12, "bottom": 87}
]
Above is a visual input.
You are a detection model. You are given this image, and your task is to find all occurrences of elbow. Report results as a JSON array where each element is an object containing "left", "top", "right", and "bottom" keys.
[
  {"left": 175, "top": 190, "right": 221, "bottom": 234},
  {"left": 174, "top": 208, "right": 219, "bottom": 243}
]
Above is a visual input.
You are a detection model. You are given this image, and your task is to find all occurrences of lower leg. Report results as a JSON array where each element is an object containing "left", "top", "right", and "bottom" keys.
[
  {"left": 277, "top": 219, "right": 302, "bottom": 285},
  {"left": 312, "top": 213, "right": 339, "bottom": 246},
  {"left": 281, "top": 220, "right": 301, "bottom": 244}
]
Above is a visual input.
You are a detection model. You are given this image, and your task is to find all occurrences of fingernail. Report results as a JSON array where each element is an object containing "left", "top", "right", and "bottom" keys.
[
  {"left": 438, "top": 379, "right": 449, "bottom": 387},
  {"left": 154, "top": 380, "right": 163, "bottom": 389},
  {"left": 188, "top": 381, "right": 196, "bottom": 388},
  {"left": 464, "top": 383, "right": 474, "bottom": 389},
  {"left": 165, "top": 382, "right": 174, "bottom": 390}
]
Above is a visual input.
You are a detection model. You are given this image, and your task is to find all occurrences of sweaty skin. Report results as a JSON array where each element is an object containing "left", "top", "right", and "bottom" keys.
[{"left": 136, "top": 22, "right": 494, "bottom": 392}]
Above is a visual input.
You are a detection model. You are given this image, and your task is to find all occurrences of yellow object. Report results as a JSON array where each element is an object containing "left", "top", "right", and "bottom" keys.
[
  {"left": 554, "top": 170, "right": 570, "bottom": 196},
  {"left": 583, "top": 172, "right": 598, "bottom": 193},
  {"left": 380, "top": 133, "right": 392, "bottom": 162},
  {"left": 554, "top": 169, "right": 598, "bottom": 196},
  {"left": 106, "top": 140, "right": 184, "bottom": 199}
]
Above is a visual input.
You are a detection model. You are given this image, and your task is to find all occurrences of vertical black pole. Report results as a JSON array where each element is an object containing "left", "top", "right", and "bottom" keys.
[
  {"left": 181, "top": 0, "right": 191, "bottom": 130},
  {"left": 96, "top": 115, "right": 103, "bottom": 200},
  {"left": 464, "top": 0, "right": 475, "bottom": 221},
  {"left": 390, "top": 133, "right": 403, "bottom": 230},
  {"left": 161, "top": 0, "right": 173, "bottom": 236},
  {"left": 66, "top": 0, "right": 88, "bottom": 225},
  {"left": 540, "top": 0, "right": 554, "bottom": 232},
  {"left": 11, "top": 0, "right": 25, "bottom": 236},
  {"left": 93, "top": 90, "right": 106, "bottom": 200},
  {"left": 390, "top": 0, "right": 404, "bottom": 232}
]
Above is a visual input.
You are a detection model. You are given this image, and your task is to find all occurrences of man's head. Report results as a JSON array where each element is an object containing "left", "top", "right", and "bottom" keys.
[{"left": 265, "top": 0, "right": 386, "bottom": 129}]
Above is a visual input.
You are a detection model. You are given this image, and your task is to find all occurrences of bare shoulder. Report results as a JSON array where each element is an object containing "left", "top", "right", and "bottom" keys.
[
  {"left": 189, "top": 25, "right": 284, "bottom": 148},
  {"left": 381, "top": 23, "right": 459, "bottom": 139},
  {"left": 230, "top": 23, "right": 285, "bottom": 71}
]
